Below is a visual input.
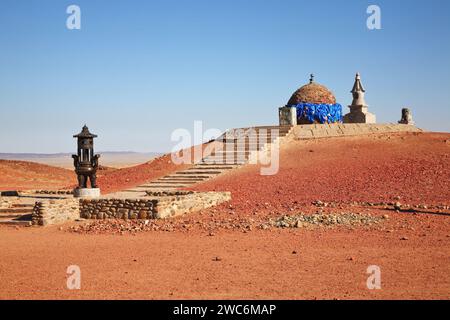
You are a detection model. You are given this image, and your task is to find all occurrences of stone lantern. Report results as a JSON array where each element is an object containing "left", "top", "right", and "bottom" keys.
[{"left": 72, "top": 125, "right": 100, "bottom": 198}]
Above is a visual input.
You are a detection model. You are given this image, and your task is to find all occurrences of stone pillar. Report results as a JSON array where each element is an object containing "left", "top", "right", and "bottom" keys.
[
  {"left": 398, "top": 108, "right": 415, "bottom": 125},
  {"left": 344, "top": 73, "right": 376, "bottom": 124},
  {"left": 279, "top": 106, "right": 297, "bottom": 126}
]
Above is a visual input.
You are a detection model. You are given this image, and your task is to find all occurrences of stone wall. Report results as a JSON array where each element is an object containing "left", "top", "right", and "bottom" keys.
[
  {"left": 80, "top": 198, "right": 157, "bottom": 220},
  {"left": 155, "top": 192, "right": 232, "bottom": 219},
  {"left": 292, "top": 123, "right": 422, "bottom": 140},
  {"left": 28, "top": 192, "right": 231, "bottom": 225},
  {"left": 0, "top": 197, "right": 16, "bottom": 209},
  {"left": 26, "top": 190, "right": 74, "bottom": 195},
  {"left": 79, "top": 192, "right": 232, "bottom": 220},
  {"left": 32, "top": 199, "right": 80, "bottom": 226}
]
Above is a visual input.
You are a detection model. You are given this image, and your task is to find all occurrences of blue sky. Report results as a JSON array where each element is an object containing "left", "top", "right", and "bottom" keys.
[{"left": 0, "top": 0, "right": 449, "bottom": 153}]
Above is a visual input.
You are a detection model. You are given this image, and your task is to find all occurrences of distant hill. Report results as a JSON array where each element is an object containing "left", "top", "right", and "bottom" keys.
[
  {"left": 0, "top": 152, "right": 160, "bottom": 169},
  {"left": 0, "top": 159, "right": 75, "bottom": 191}
]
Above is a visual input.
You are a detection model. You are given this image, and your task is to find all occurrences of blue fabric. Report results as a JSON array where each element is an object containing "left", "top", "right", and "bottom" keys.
[{"left": 290, "top": 103, "right": 343, "bottom": 124}]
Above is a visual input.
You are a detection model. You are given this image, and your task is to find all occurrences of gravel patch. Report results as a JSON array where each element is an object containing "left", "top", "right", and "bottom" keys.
[{"left": 269, "top": 212, "right": 385, "bottom": 229}]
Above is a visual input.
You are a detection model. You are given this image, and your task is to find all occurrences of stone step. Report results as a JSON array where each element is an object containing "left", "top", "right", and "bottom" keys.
[
  {"left": 164, "top": 175, "right": 213, "bottom": 179},
  {"left": 0, "top": 213, "right": 23, "bottom": 219},
  {"left": 11, "top": 204, "right": 34, "bottom": 208},
  {"left": 203, "top": 156, "right": 249, "bottom": 165},
  {"left": 211, "top": 151, "right": 252, "bottom": 155},
  {"left": 0, "top": 208, "right": 34, "bottom": 214},
  {"left": 142, "top": 185, "right": 191, "bottom": 188},
  {"left": 158, "top": 177, "right": 208, "bottom": 182},
  {"left": 124, "top": 187, "right": 177, "bottom": 192},
  {"left": 0, "top": 219, "right": 32, "bottom": 226},
  {"left": 159, "top": 176, "right": 207, "bottom": 180},
  {"left": 193, "top": 163, "right": 240, "bottom": 166},
  {"left": 176, "top": 171, "right": 222, "bottom": 175},
  {"left": 201, "top": 161, "right": 247, "bottom": 165},
  {"left": 191, "top": 166, "right": 237, "bottom": 170},
  {"left": 148, "top": 181, "right": 198, "bottom": 185},
  {"left": 185, "top": 167, "right": 231, "bottom": 172}
]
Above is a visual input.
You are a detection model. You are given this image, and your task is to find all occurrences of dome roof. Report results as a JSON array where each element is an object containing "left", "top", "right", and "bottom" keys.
[{"left": 287, "top": 76, "right": 336, "bottom": 105}]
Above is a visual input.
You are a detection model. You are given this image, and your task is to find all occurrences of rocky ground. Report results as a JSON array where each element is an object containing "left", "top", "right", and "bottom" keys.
[
  {"left": 69, "top": 200, "right": 445, "bottom": 235},
  {"left": 0, "top": 132, "right": 449, "bottom": 299}
]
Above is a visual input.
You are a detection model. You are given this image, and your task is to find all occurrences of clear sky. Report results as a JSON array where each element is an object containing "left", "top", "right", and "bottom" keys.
[{"left": 0, "top": 0, "right": 449, "bottom": 153}]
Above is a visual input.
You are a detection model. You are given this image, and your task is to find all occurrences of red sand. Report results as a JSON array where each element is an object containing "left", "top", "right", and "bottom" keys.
[
  {"left": 191, "top": 132, "right": 450, "bottom": 213},
  {"left": 0, "top": 160, "right": 75, "bottom": 191},
  {"left": 0, "top": 132, "right": 449, "bottom": 299}
]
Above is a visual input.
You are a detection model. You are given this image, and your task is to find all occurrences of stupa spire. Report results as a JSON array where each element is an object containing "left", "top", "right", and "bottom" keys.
[
  {"left": 351, "top": 72, "right": 366, "bottom": 94},
  {"left": 350, "top": 72, "right": 367, "bottom": 106}
]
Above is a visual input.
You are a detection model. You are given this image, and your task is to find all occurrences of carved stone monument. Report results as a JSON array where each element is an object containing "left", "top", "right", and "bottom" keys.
[
  {"left": 72, "top": 125, "right": 100, "bottom": 198},
  {"left": 344, "top": 73, "right": 376, "bottom": 124},
  {"left": 398, "top": 108, "right": 415, "bottom": 125}
]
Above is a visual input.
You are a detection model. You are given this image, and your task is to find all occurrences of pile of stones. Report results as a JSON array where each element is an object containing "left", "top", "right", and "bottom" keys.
[{"left": 269, "top": 212, "right": 385, "bottom": 229}]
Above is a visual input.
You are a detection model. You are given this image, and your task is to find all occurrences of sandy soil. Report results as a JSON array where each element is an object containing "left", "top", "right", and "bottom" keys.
[
  {"left": 0, "top": 213, "right": 449, "bottom": 300},
  {"left": 191, "top": 132, "right": 450, "bottom": 210},
  {"left": 0, "top": 160, "right": 76, "bottom": 191},
  {"left": 0, "top": 132, "right": 449, "bottom": 300}
]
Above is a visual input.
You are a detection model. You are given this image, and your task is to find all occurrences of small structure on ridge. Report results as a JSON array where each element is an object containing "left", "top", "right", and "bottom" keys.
[
  {"left": 279, "top": 74, "right": 343, "bottom": 126},
  {"left": 398, "top": 108, "right": 415, "bottom": 125},
  {"left": 343, "top": 73, "right": 376, "bottom": 124}
]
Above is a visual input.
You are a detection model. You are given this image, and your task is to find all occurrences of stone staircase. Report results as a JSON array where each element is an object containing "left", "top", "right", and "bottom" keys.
[
  {"left": 0, "top": 203, "right": 33, "bottom": 226},
  {"left": 123, "top": 125, "right": 293, "bottom": 193}
]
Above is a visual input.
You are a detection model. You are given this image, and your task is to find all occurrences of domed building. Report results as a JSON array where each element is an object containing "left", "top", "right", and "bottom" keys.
[{"left": 279, "top": 75, "right": 343, "bottom": 125}]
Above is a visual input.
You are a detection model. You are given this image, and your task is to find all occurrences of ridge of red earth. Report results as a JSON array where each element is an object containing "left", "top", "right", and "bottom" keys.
[
  {"left": 189, "top": 132, "right": 450, "bottom": 216},
  {"left": 0, "top": 159, "right": 75, "bottom": 191}
]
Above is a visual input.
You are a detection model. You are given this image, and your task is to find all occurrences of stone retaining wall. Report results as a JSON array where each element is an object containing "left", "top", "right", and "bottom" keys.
[
  {"left": 0, "top": 197, "right": 16, "bottom": 209},
  {"left": 80, "top": 198, "right": 157, "bottom": 220},
  {"left": 29, "top": 192, "right": 231, "bottom": 225},
  {"left": 292, "top": 123, "right": 422, "bottom": 140},
  {"left": 26, "top": 190, "right": 74, "bottom": 195},
  {"left": 79, "top": 192, "right": 232, "bottom": 220},
  {"left": 32, "top": 199, "right": 80, "bottom": 226},
  {"left": 155, "top": 192, "right": 231, "bottom": 219}
]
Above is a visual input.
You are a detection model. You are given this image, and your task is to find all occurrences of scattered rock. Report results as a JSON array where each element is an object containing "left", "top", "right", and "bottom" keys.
[{"left": 271, "top": 212, "right": 383, "bottom": 229}]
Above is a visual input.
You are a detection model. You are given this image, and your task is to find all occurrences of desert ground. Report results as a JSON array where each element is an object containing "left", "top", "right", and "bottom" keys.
[
  {"left": 0, "top": 132, "right": 449, "bottom": 299},
  {"left": 0, "top": 152, "right": 158, "bottom": 169}
]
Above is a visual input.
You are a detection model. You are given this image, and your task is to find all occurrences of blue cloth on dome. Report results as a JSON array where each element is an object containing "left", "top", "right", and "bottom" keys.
[{"left": 290, "top": 103, "right": 343, "bottom": 124}]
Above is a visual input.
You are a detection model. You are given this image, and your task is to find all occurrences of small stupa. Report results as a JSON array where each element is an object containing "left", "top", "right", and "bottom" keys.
[{"left": 343, "top": 73, "right": 376, "bottom": 124}]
